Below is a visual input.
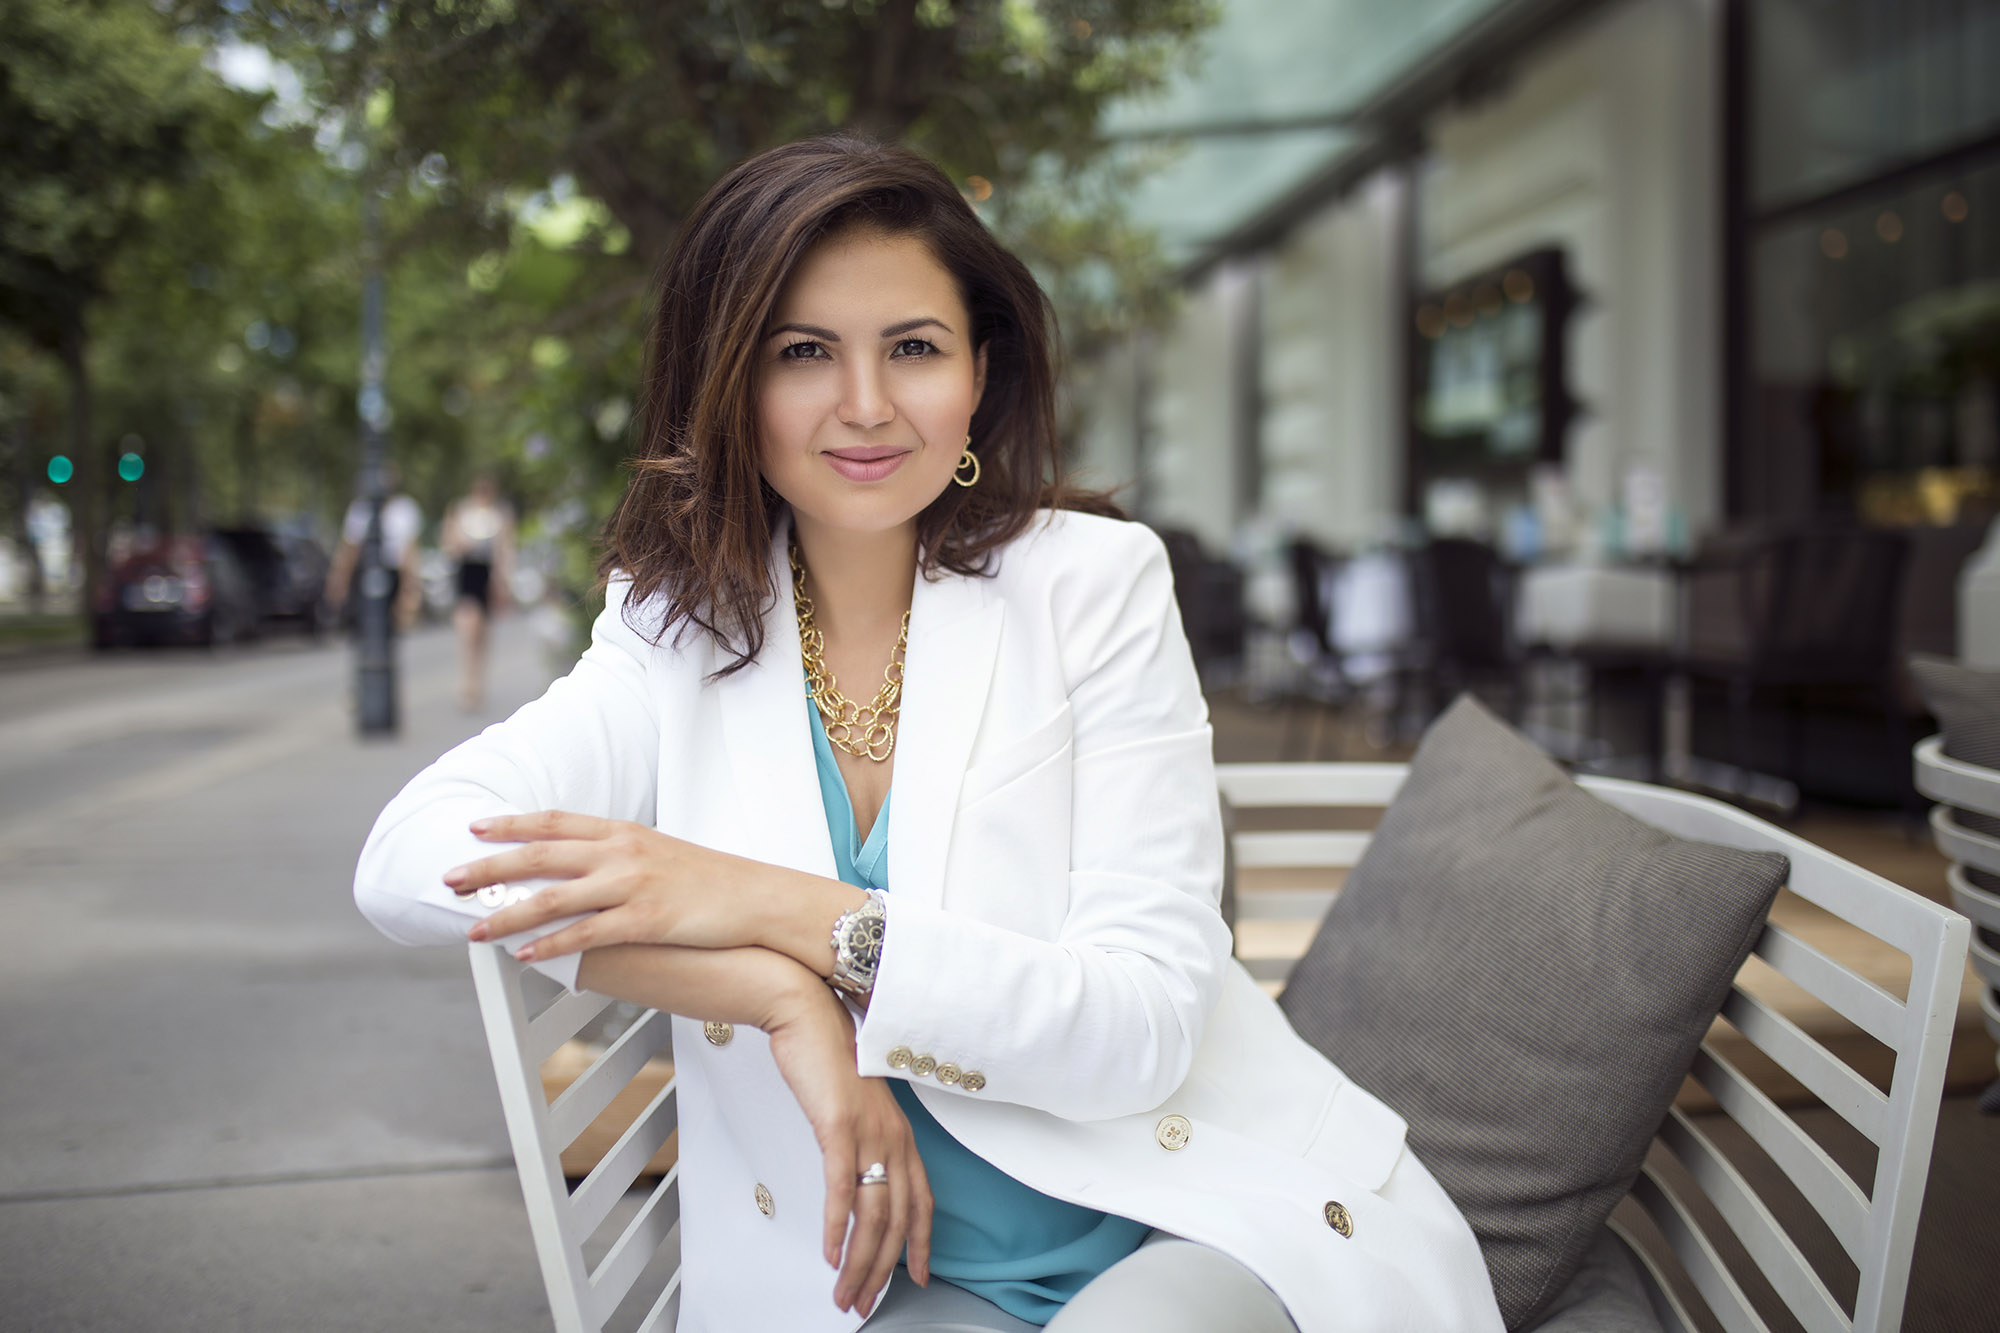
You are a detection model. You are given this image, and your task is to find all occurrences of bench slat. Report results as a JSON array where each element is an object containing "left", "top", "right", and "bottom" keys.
[
  {"left": 1658, "top": 1110, "right": 1849, "bottom": 1333},
  {"left": 1686, "top": 1047, "right": 1869, "bottom": 1264},
  {"left": 1752, "top": 922, "right": 1908, "bottom": 1052},
  {"left": 1235, "top": 888, "right": 1339, "bottom": 922},
  {"left": 529, "top": 991, "right": 617, "bottom": 1068},
  {"left": 635, "top": 1268, "right": 683, "bottom": 1333},
  {"left": 549, "top": 1010, "right": 674, "bottom": 1149},
  {"left": 589, "top": 1166, "right": 681, "bottom": 1328},
  {"left": 1719, "top": 987, "right": 1888, "bottom": 1144},
  {"left": 569, "top": 1080, "right": 679, "bottom": 1240},
  {"left": 1217, "top": 763, "right": 1406, "bottom": 807},
  {"left": 1233, "top": 830, "right": 1370, "bottom": 870},
  {"left": 1631, "top": 1167, "right": 1769, "bottom": 1333},
  {"left": 1240, "top": 956, "right": 1293, "bottom": 983}
]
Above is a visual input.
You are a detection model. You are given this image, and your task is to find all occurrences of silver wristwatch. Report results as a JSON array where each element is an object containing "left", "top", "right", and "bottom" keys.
[{"left": 828, "top": 889, "right": 888, "bottom": 1001}]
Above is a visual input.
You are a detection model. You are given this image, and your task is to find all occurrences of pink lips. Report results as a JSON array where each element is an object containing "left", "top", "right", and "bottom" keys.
[{"left": 821, "top": 446, "right": 912, "bottom": 483}]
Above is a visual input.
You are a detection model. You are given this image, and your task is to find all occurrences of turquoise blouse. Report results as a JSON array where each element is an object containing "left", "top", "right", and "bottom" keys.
[{"left": 806, "top": 701, "right": 1150, "bottom": 1325}]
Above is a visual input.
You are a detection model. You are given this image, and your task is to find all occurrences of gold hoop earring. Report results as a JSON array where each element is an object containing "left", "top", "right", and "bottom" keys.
[{"left": 953, "top": 436, "right": 980, "bottom": 488}]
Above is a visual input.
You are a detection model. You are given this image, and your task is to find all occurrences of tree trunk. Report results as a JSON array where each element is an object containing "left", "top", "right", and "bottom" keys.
[
  {"left": 8, "top": 430, "right": 47, "bottom": 613},
  {"left": 233, "top": 392, "right": 258, "bottom": 520},
  {"left": 850, "top": 0, "right": 921, "bottom": 138},
  {"left": 58, "top": 317, "right": 102, "bottom": 619}
]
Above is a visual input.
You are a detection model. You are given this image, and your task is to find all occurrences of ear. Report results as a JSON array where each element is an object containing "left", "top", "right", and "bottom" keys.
[{"left": 971, "top": 343, "right": 989, "bottom": 414}]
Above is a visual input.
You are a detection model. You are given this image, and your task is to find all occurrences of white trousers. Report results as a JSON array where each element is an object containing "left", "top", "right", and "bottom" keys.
[{"left": 862, "top": 1232, "right": 1301, "bottom": 1333}]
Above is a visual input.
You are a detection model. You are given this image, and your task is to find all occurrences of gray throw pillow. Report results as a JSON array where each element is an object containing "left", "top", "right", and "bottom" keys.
[
  {"left": 1279, "top": 696, "right": 1788, "bottom": 1330},
  {"left": 1909, "top": 654, "right": 2000, "bottom": 893}
]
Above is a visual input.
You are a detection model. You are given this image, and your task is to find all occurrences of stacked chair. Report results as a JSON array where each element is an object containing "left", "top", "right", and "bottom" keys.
[{"left": 1914, "top": 734, "right": 2000, "bottom": 1111}]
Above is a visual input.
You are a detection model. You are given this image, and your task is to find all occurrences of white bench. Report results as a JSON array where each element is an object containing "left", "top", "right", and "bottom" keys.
[
  {"left": 1220, "top": 762, "right": 1968, "bottom": 1333},
  {"left": 466, "top": 762, "right": 1969, "bottom": 1333}
]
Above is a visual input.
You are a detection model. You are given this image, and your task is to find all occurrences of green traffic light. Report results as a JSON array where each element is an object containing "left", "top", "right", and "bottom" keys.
[
  {"left": 118, "top": 452, "right": 145, "bottom": 482},
  {"left": 47, "top": 455, "right": 74, "bottom": 484}
]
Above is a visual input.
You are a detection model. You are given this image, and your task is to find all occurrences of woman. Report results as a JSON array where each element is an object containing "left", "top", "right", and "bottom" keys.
[
  {"left": 440, "top": 472, "right": 514, "bottom": 710},
  {"left": 355, "top": 137, "right": 1502, "bottom": 1333}
]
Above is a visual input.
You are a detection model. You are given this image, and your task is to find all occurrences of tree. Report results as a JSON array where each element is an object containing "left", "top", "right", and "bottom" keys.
[
  {"left": 219, "top": 0, "right": 1212, "bottom": 259},
  {"left": 0, "top": 0, "right": 220, "bottom": 602},
  {"left": 194, "top": 1, "right": 1214, "bottom": 511},
  {"left": 88, "top": 87, "right": 366, "bottom": 537}
]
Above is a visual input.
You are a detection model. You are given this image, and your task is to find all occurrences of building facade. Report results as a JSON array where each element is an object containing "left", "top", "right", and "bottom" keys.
[{"left": 1076, "top": 0, "right": 1999, "bottom": 568}]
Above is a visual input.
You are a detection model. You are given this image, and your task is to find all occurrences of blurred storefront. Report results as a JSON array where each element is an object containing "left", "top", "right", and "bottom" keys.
[
  {"left": 1076, "top": 0, "right": 2000, "bottom": 802},
  {"left": 1078, "top": 0, "right": 1999, "bottom": 553},
  {"left": 1738, "top": 2, "right": 2000, "bottom": 531}
]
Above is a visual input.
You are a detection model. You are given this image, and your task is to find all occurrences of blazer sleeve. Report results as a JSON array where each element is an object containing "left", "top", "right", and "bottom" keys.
[
  {"left": 352, "top": 576, "right": 661, "bottom": 992},
  {"left": 854, "top": 522, "right": 1232, "bottom": 1121}
]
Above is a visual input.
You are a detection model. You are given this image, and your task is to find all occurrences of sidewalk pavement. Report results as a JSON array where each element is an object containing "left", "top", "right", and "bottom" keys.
[{"left": 1, "top": 620, "right": 575, "bottom": 1332}]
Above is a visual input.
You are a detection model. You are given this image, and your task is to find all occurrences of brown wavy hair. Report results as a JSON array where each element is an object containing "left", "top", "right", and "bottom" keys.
[{"left": 601, "top": 135, "right": 1121, "bottom": 674}]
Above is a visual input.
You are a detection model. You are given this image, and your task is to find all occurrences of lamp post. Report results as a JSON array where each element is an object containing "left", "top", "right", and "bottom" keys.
[{"left": 353, "top": 111, "right": 397, "bottom": 736}]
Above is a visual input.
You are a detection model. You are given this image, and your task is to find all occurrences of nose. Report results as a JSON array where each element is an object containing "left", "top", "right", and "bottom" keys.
[{"left": 837, "top": 361, "right": 895, "bottom": 430}]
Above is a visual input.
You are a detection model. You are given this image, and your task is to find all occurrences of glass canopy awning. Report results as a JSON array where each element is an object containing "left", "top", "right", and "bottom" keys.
[{"left": 1101, "top": 0, "right": 1520, "bottom": 263}]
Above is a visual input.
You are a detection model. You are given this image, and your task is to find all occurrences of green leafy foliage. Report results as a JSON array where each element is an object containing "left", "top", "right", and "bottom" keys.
[{"left": 6, "top": 0, "right": 1214, "bottom": 625}]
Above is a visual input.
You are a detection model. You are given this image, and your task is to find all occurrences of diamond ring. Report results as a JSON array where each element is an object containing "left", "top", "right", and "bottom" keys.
[{"left": 857, "top": 1162, "right": 889, "bottom": 1187}]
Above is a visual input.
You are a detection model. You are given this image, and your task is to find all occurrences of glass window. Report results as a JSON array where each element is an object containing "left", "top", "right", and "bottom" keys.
[
  {"left": 1752, "top": 0, "right": 2000, "bottom": 211},
  {"left": 1747, "top": 161, "right": 1999, "bottom": 523}
]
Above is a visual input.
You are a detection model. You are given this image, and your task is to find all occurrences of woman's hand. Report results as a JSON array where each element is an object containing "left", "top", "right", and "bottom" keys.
[
  {"left": 446, "top": 811, "right": 865, "bottom": 967},
  {"left": 764, "top": 983, "right": 933, "bottom": 1314},
  {"left": 577, "top": 944, "right": 933, "bottom": 1312}
]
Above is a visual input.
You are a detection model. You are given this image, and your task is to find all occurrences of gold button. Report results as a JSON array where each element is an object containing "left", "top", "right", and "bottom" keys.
[
  {"left": 911, "top": 1054, "right": 937, "bottom": 1077},
  {"left": 1323, "top": 1201, "right": 1352, "bottom": 1237},
  {"left": 886, "top": 1046, "right": 914, "bottom": 1070},
  {"left": 935, "top": 1062, "right": 961, "bottom": 1086},
  {"left": 1155, "top": 1114, "right": 1192, "bottom": 1151},
  {"left": 959, "top": 1071, "right": 986, "bottom": 1092},
  {"left": 755, "top": 1183, "right": 774, "bottom": 1217},
  {"left": 703, "top": 1020, "right": 733, "bottom": 1046}
]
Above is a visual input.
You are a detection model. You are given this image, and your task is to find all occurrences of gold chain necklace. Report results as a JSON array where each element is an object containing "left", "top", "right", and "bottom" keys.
[{"left": 791, "top": 541, "right": 910, "bottom": 763}]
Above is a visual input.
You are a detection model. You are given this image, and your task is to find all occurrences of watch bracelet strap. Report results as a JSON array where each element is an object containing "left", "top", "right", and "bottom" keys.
[{"left": 829, "top": 889, "right": 887, "bottom": 999}]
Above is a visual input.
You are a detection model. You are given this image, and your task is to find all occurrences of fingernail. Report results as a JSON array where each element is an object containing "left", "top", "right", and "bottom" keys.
[
  {"left": 469, "top": 819, "right": 491, "bottom": 835},
  {"left": 514, "top": 945, "right": 534, "bottom": 962},
  {"left": 468, "top": 923, "right": 488, "bottom": 941},
  {"left": 443, "top": 866, "right": 466, "bottom": 886}
]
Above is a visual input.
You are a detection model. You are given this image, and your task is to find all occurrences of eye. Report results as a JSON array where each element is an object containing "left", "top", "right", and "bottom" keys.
[
  {"left": 779, "top": 340, "right": 828, "bottom": 361},
  {"left": 891, "top": 338, "right": 939, "bottom": 358}
]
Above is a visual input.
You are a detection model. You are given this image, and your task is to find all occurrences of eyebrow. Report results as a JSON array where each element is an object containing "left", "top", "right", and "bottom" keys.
[{"left": 766, "top": 316, "right": 955, "bottom": 341}]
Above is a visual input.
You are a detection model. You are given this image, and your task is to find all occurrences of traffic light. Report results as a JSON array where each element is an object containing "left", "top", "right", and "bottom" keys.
[
  {"left": 118, "top": 452, "right": 145, "bottom": 482},
  {"left": 47, "top": 455, "right": 73, "bottom": 484}
]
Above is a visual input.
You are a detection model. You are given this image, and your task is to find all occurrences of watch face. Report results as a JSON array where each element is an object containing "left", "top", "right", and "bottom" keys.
[
  {"left": 834, "top": 896, "right": 886, "bottom": 995},
  {"left": 847, "top": 913, "right": 885, "bottom": 963}
]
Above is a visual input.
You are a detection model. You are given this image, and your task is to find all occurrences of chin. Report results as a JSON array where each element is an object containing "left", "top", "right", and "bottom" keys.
[{"left": 787, "top": 489, "right": 940, "bottom": 537}]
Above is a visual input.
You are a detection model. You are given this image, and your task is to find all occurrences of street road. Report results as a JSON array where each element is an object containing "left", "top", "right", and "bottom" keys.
[{"left": 1, "top": 619, "right": 578, "bottom": 1331}]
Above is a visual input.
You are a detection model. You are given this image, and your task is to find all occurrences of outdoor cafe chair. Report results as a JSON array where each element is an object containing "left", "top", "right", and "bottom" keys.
[
  {"left": 1220, "top": 761, "right": 1967, "bottom": 1333},
  {"left": 464, "top": 758, "right": 1966, "bottom": 1333},
  {"left": 467, "top": 947, "right": 680, "bottom": 1333}
]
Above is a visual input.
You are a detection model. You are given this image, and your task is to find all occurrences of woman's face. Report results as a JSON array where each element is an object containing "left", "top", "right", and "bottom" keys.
[{"left": 755, "top": 227, "right": 985, "bottom": 541}]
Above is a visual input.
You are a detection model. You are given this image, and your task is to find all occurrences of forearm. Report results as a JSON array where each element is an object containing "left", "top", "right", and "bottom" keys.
[
  {"left": 734, "top": 859, "right": 869, "bottom": 980},
  {"left": 577, "top": 941, "right": 834, "bottom": 1032},
  {"left": 854, "top": 880, "right": 1231, "bottom": 1118}
]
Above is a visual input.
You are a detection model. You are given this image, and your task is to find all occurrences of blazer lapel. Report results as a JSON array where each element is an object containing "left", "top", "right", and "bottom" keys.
[
  {"left": 715, "top": 521, "right": 837, "bottom": 878},
  {"left": 890, "top": 564, "right": 1004, "bottom": 911}
]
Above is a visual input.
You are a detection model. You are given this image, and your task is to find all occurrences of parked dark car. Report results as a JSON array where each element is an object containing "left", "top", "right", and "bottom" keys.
[
  {"left": 92, "top": 533, "right": 262, "bottom": 649},
  {"left": 211, "top": 526, "right": 333, "bottom": 635}
]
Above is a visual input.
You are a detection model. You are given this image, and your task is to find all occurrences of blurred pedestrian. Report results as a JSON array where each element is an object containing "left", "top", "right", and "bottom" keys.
[
  {"left": 326, "top": 465, "right": 422, "bottom": 634},
  {"left": 441, "top": 472, "right": 514, "bottom": 710}
]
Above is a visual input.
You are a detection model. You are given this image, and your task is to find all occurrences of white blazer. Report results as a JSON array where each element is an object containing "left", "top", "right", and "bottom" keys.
[{"left": 355, "top": 510, "right": 1504, "bottom": 1333}]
